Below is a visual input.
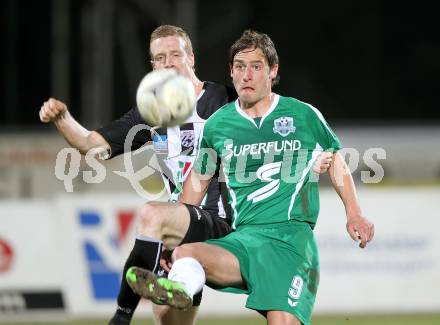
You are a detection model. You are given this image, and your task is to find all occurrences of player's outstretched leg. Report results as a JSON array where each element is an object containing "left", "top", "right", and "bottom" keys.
[{"left": 126, "top": 266, "right": 193, "bottom": 310}]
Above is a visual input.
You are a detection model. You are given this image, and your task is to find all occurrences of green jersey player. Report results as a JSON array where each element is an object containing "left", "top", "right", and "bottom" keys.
[
  {"left": 127, "top": 30, "right": 374, "bottom": 325},
  {"left": 198, "top": 95, "right": 341, "bottom": 229}
]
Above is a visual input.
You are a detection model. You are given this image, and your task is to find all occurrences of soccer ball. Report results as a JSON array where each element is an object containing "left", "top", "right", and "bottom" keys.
[{"left": 136, "top": 69, "right": 196, "bottom": 127}]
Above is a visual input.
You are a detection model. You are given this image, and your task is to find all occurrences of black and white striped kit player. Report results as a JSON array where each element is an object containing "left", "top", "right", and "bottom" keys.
[{"left": 96, "top": 81, "right": 235, "bottom": 222}]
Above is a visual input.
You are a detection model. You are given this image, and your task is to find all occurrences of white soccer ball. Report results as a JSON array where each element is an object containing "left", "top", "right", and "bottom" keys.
[{"left": 136, "top": 69, "right": 196, "bottom": 127}]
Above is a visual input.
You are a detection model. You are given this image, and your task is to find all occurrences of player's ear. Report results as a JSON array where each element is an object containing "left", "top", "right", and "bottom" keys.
[
  {"left": 188, "top": 52, "right": 195, "bottom": 69},
  {"left": 149, "top": 47, "right": 155, "bottom": 69},
  {"left": 269, "top": 64, "right": 279, "bottom": 80},
  {"left": 229, "top": 64, "right": 234, "bottom": 78}
]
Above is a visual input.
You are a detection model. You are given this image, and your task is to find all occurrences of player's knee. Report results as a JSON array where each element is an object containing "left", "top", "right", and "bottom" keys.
[
  {"left": 139, "top": 202, "right": 165, "bottom": 233},
  {"left": 172, "top": 244, "right": 196, "bottom": 260}
]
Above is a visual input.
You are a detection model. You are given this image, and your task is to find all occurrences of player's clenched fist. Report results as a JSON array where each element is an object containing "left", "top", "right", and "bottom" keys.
[
  {"left": 39, "top": 98, "right": 68, "bottom": 123},
  {"left": 346, "top": 214, "right": 374, "bottom": 249}
]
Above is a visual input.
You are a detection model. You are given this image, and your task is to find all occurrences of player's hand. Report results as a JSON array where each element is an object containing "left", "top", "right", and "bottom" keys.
[
  {"left": 160, "top": 250, "right": 173, "bottom": 273},
  {"left": 313, "top": 151, "right": 333, "bottom": 174},
  {"left": 39, "top": 98, "right": 68, "bottom": 123},
  {"left": 346, "top": 214, "right": 374, "bottom": 248}
]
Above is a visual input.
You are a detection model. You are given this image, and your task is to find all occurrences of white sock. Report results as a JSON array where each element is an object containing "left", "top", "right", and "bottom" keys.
[{"left": 168, "top": 257, "right": 206, "bottom": 297}]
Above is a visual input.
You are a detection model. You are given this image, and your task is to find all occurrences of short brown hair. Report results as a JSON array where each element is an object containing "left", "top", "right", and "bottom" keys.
[
  {"left": 149, "top": 25, "right": 193, "bottom": 58},
  {"left": 229, "top": 30, "right": 280, "bottom": 85}
]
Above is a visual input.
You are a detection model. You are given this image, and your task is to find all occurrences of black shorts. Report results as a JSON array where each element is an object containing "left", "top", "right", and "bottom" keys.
[
  {"left": 181, "top": 205, "right": 231, "bottom": 244},
  {"left": 159, "top": 204, "right": 232, "bottom": 306}
]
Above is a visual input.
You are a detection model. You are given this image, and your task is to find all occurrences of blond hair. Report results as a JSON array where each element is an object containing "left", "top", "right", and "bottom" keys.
[{"left": 149, "top": 25, "right": 193, "bottom": 58}]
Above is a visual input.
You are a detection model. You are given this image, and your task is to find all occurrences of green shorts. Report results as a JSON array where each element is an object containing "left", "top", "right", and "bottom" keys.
[{"left": 205, "top": 221, "right": 319, "bottom": 325}]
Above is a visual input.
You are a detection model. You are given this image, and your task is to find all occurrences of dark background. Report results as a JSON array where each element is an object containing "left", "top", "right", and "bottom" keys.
[{"left": 1, "top": 0, "right": 439, "bottom": 129}]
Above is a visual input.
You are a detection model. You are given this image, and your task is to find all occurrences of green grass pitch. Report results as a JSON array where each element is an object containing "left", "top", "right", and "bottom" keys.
[{"left": 1, "top": 314, "right": 440, "bottom": 325}]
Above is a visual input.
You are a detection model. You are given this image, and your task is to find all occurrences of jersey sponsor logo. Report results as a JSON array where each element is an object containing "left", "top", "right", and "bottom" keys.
[
  {"left": 247, "top": 162, "right": 282, "bottom": 203},
  {"left": 152, "top": 134, "right": 168, "bottom": 153},
  {"left": 180, "top": 130, "right": 195, "bottom": 150},
  {"left": 273, "top": 117, "right": 296, "bottom": 137},
  {"left": 175, "top": 160, "right": 193, "bottom": 184},
  {"left": 227, "top": 139, "right": 301, "bottom": 157}
]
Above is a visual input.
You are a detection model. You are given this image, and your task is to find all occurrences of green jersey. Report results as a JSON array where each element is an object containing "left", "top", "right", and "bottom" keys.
[{"left": 194, "top": 95, "right": 341, "bottom": 229}]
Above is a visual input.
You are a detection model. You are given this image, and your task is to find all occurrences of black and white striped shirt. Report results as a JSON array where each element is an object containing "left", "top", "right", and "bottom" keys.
[{"left": 96, "top": 81, "right": 236, "bottom": 222}]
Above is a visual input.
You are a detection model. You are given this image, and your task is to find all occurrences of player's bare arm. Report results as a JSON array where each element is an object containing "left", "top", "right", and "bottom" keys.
[
  {"left": 39, "top": 97, "right": 110, "bottom": 155},
  {"left": 179, "top": 169, "right": 212, "bottom": 206},
  {"left": 328, "top": 151, "right": 375, "bottom": 248}
]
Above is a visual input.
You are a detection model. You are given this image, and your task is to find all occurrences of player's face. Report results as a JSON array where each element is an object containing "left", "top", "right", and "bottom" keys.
[
  {"left": 150, "top": 36, "right": 195, "bottom": 78},
  {"left": 230, "top": 48, "right": 278, "bottom": 106}
]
